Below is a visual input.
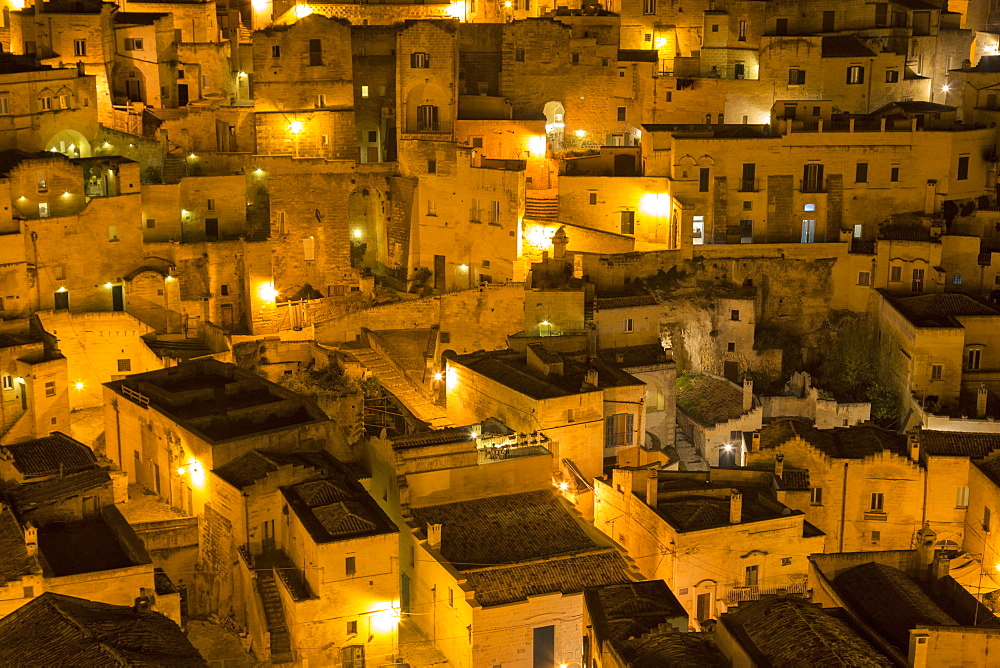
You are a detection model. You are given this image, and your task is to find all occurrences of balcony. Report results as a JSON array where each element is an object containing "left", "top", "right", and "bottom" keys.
[
  {"left": 720, "top": 574, "right": 809, "bottom": 605},
  {"left": 800, "top": 178, "right": 827, "bottom": 194},
  {"left": 738, "top": 178, "right": 759, "bottom": 192}
]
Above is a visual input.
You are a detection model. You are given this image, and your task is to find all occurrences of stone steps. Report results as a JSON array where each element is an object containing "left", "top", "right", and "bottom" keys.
[
  {"left": 349, "top": 346, "right": 452, "bottom": 428},
  {"left": 525, "top": 196, "right": 559, "bottom": 221},
  {"left": 255, "top": 570, "right": 294, "bottom": 663}
]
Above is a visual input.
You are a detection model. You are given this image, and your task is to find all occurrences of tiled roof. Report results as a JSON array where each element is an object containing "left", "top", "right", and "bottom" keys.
[
  {"left": 821, "top": 35, "right": 876, "bottom": 58},
  {"left": 676, "top": 374, "right": 748, "bottom": 428},
  {"left": 0, "top": 592, "right": 206, "bottom": 666},
  {"left": 595, "top": 294, "right": 658, "bottom": 310},
  {"left": 884, "top": 291, "right": 1000, "bottom": 328},
  {"left": 463, "top": 550, "right": 632, "bottom": 607},
  {"left": 391, "top": 427, "right": 477, "bottom": 449},
  {"left": 410, "top": 490, "right": 600, "bottom": 569},
  {"left": 721, "top": 596, "right": 893, "bottom": 666},
  {"left": 922, "top": 431, "right": 1000, "bottom": 459},
  {"left": 619, "top": 632, "right": 727, "bottom": 668},
  {"left": 656, "top": 491, "right": 783, "bottom": 532},
  {"left": 976, "top": 452, "right": 1000, "bottom": 486},
  {"left": 9, "top": 469, "right": 111, "bottom": 512},
  {"left": 849, "top": 239, "right": 876, "bottom": 255},
  {"left": 213, "top": 449, "right": 337, "bottom": 489},
  {"left": 597, "top": 344, "right": 669, "bottom": 368},
  {"left": 0, "top": 506, "right": 38, "bottom": 588},
  {"left": 585, "top": 581, "right": 686, "bottom": 644},
  {"left": 878, "top": 223, "right": 936, "bottom": 242},
  {"left": 2, "top": 433, "right": 98, "bottom": 478},
  {"left": 834, "top": 562, "right": 957, "bottom": 649},
  {"left": 281, "top": 467, "right": 397, "bottom": 544},
  {"left": 0, "top": 332, "right": 40, "bottom": 348},
  {"left": 759, "top": 418, "right": 908, "bottom": 459},
  {"left": 745, "top": 462, "right": 811, "bottom": 490}
]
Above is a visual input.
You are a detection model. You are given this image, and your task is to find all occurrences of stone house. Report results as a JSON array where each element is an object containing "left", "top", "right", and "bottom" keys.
[
  {"left": 0, "top": 328, "right": 68, "bottom": 443},
  {"left": 675, "top": 373, "right": 762, "bottom": 467}
]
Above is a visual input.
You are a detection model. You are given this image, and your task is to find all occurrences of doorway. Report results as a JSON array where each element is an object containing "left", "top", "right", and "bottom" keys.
[
  {"left": 178, "top": 84, "right": 189, "bottom": 106},
  {"left": 532, "top": 625, "right": 555, "bottom": 668},
  {"left": 221, "top": 304, "right": 234, "bottom": 330},
  {"left": 205, "top": 218, "right": 219, "bottom": 241},
  {"left": 723, "top": 360, "right": 739, "bottom": 384},
  {"left": 112, "top": 285, "right": 124, "bottom": 311},
  {"left": 54, "top": 290, "right": 69, "bottom": 311},
  {"left": 434, "top": 254, "right": 446, "bottom": 290}
]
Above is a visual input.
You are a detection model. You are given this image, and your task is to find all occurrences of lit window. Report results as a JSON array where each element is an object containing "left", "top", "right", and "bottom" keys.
[
  {"left": 74, "top": 39, "right": 86, "bottom": 57},
  {"left": 810, "top": 487, "right": 823, "bottom": 505},
  {"left": 870, "top": 492, "right": 884, "bottom": 512},
  {"left": 931, "top": 364, "right": 942, "bottom": 381},
  {"left": 953, "top": 273, "right": 963, "bottom": 285},
  {"left": 623, "top": 318, "right": 633, "bottom": 332},
  {"left": 361, "top": 85, "right": 369, "bottom": 98}
]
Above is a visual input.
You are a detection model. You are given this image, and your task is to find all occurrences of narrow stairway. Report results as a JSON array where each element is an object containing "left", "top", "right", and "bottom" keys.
[
  {"left": 256, "top": 570, "right": 294, "bottom": 664},
  {"left": 524, "top": 194, "right": 559, "bottom": 221}
]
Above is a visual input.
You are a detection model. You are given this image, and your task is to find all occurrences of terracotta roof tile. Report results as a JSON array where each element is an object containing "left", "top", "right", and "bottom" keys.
[
  {"left": 922, "top": 431, "right": 1000, "bottom": 459},
  {"left": 9, "top": 469, "right": 112, "bottom": 512},
  {"left": 676, "top": 374, "right": 748, "bottom": 427},
  {"left": 759, "top": 419, "right": 908, "bottom": 459},
  {"left": 595, "top": 295, "right": 658, "bottom": 310},
  {"left": 0, "top": 506, "right": 39, "bottom": 588},
  {"left": 597, "top": 344, "right": 669, "bottom": 368},
  {"left": 2, "top": 432, "right": 98, "bottom": 478},
  {"left": 620, "top": 631, "right": 727, "bottom": 667}
]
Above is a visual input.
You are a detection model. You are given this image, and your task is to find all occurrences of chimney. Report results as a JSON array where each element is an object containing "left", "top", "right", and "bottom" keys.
[
  {"left": 924, "top": 180, "right": 938, "bottom": 215},
  {"left": 932, "top": 550, "right": 951, "bottom": 581},
  {"left": 717, "top": 113, "right": 724, "bottom": 125},
  {"left": 24, "top": 522, "right": 37, "bottom": 556},
  {"left": 427, "top": 523, "right": 442, "bottom": 549},
  {"left": 907, "top": 428, "right": 921, "bottom": 462},
  {"left": 134, "top": 587, "right": 151, "bottom": 613},
  {"left": 839, "top": 228, "right": 854, "bottom": 243},
  {"left": 585, "top": 367, "right": 599, "bottom": 387},
  {"left": 774, "top": 454, "right": 784, "bottom": 479},
  {"left": 76, "top": 61, "right": 85, "bottom": 76},
  {"left": 743, "top": 379, "right": 754, "bottom": 412},
  {"left": 729, "top": 491, "right": 742, "bottom": 524},
  {"left": 552, "top": 226, "right": 568, "bottom": 260},
  {"left": 751, "top": 432, "right": 761, "bottom": 453},
  {"left": 915, "top": 523, "right": 937, "bottom": 572},
  {"left": 645, "top": 470, "right": 658, "bottom": 507},
  {"left": 978, "top": 384, "right": 989, "bottom": 418}
]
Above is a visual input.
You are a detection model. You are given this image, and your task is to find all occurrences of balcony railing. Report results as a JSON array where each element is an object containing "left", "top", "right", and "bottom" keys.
[
  {"left": 720, "top": 575, "right": 809, "bottom": 604},
  {"left": 738, "top": 178, "right": 759, "bottom": 192},
  {"left": 800, "top": 178, "right": 827, "bottom": 193}
]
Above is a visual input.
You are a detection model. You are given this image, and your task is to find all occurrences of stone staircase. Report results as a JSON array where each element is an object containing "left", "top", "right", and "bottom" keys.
[
  {"left": 347, "top": 346, "right": 452, "bottom": 428},
  {"left": 524, "top": 194, "right": 559, "bottom": 221},
  {"left": 256, "top": 570, "right": 294, "bottom": 664}
]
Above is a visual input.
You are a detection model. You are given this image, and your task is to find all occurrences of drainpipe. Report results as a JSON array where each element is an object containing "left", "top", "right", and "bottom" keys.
[{"left": 839, "top": 462, "right": 848, "bottom": 552}]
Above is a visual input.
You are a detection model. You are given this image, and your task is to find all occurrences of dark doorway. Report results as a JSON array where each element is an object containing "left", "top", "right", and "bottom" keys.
[
  {"left": 434, "top": 254, "right": 446, "bottom": 290},
  {"left": 719, "top": 446, "right": 738, "bottom": 468},
  {"left": 178, "top": 83, "right": 189, "bottom": 106},
  {"left": 697, "top": 592, "right": 712, "bottom": 621},
  {"left": 221, "top": 304, "right": 234, "bottom": 330},
  {"left": 54, "top": 290, "right": 69, "bottom": 311},
  {"left": 18, "top": 379, "right": 26, "bottom": 411},
  {"left": 723, "top": 360, "right": 739, "bottom": 384},
  {"left": 401, "top": 573, "right": 411, "bottom": 612},
  {"left": 112, "top": 285, "right": 124, "bottom": 311},
  {"left": 532, "top": 625, "right": 555, "bottom": 668},
  {"left": 613, "top": 153, "right": 636, "bottom": 176},
  {"left": 205, "top": 218, "right": 219, "bottom": 241}
]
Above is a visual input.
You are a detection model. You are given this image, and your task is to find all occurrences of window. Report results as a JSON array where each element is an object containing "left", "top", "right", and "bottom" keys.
[
  {"left": 125, "top": 37, "right": 144, "bottom": 50},
  {"left": 781, "top": 557, "right": 792, "bottom": 566},
  {"left": 871, "top": 530, "right": 881, "bottom": 544},
  {"left": 221, "top": 284, "right": 230, "bottom": 296},
  {"left": 74, "top": 39, "right": 86, "bottom": 56},
  {"left": 482, "top": 260, "right": 490, "bottom": 268},
  {"left": 810, "top": 487, "right": 823, "bottom": 505},
  {"left": 856, "top": 163, "right": 868, "bottom": 183},
  {"left": 605, "top": 413, "right": 634, "bottom": 447},
  {"left": 346, "top": 620, "right": 358, "bottom": 635},
  {"left": 1, "top": 375, "right": 10, "bottom": 390},
  {"left": 870, "top": 492, "right": 884, "bottom": 512},
  {"left": 953, "top": 273, "right": 963, "bottom": 286},
  {"left": 271, "top": 45, "right": 280, "bottom": 58},
  {"left": 875, "top": 2, "right": 888, "bottom": 26},
  {"left": 470, "top": 198, "right": 479, "bottom": 221},
  {"left": 802, "top": 163, "right": 824, "bottom": 192},
  {"left": 40, "top": 97, "right": 52, "bottom": 111},
  {"left": 207, "top": 198, "right": 216, "bottom": 212},
  {"left": 303, "top": 237, "right": 316, "bottom": 261},
  {"left": 342, "top": 646, "right": 364, "bottom": 668},
  {"left": 410, "top": 52, "right": 430, "bottom": 68},
  {"left": 642, "top": 0, "right": 655, "bottom": 14},
  {"left": 931, "top": 364, "right": 942, "bottom": 380},
  {"left": 886, "top": 69, "right": 899, "bottom": 83},
  {"left": 958, "top": 155, "right": 970, "bottom": 181},
  {"left": 740, "top": 219, "right": 752, "bottom": 243},
  {"left": 740, "top": 163, "right": 756, "bottom": 192},
  {"left": 571, "top": 52, "right": 579, "bottom": 65},
  {"left": 788, "top": 68, "right": 805, "bottom": 85},
  {"left": 53, "top": 290, "right": 69, "bottom": 310},
  {"left": 731, "top": 309, "right": 740, "bottom": 321},
  {"left": 847, "top": 65, "right": 865, "bottom": 85},
  {"left": 857, "top": 271, "right": 870, "bottom": 286},
  {"left": 589, "top": 192, "right": 597, "bottom": 205},
  {"left": 744, "top": 564, "right": 758, "bottom": 586},
  {"left": 309, "top": 39, "right": 322, "bottom": 66},
  {"left": 45, "top": 381, "right": 55, "bottom": 397},
  {"left": 471, "top": 137, "right": 483, "bottom": 148},
  {"left": 0, "top": 98, "right": 8, "bottom": 115},
  {"left": 912, "top": 268, "right": 924, "bottom": 292},
  {"left": 727, "top": 342, "right": 735, "bottom": 352},
  {"left": 22, "top": 586, "right": 32, "bottom": 599},
  {"left": 490, "top": 201, "right": 501, "bottom": 224},
  {"left": 515, "top": 47, "right": 525, "bottom": 62},
  {"left": 890, "top": 265, "right": 902, "bottom": 282},
  {"left": 616, "top": 106, "right": 626, "bottom": 122},
  {"left": 448, "top": 588, "right": 454, "bottom": 607},
  {"left": 985, "top": 506, "right": 992, "bottom": 532},
  {"left": 316, "top": 94, "right": 326, "bottom": 108},
  {"left": 620, "top": 210, "right": 635, "bottom": 234},
  {"left": 416, "top": 105, "right": 438, "bottom": 131},
  {"left": 623, "top": 318, "right": 633, "bottom": 333},
  {"left": 823, "top": 10, "right": 835, "bottom": 31},
  {"left": 699, "top": 168, "right": 710, "bottom": 192},
  {"left": 775, "top": 18, "right": 788, "bottom": 35},
  {"left": 968, "top": 348, "right": 982, "bottom": 370},
  {"left": 890, "top": 166, "right": 900, "bottom": 182},
  {"left": 109, "top": 226, "right": 118, "bottom": 241},
  {"left": 38, "top": 203, "right": 49, "bottom": 218},
  {"left": 427, "top": 200, "right": 436, "bottom": 216},
  {"left": 345, "top": 556, "right": 356, "bottom": 576},
  {"left": 118, "top": 359, "right": 131, "bottom": 372},
  {"left": 738, "top": 20, "right": 747, "bottom": 41},
  {"left": 957, "top": 486, "right": 970, "bottom": 508},
  {"left": 59, "top": 94, "right": 70, "bottom": 109},
  {"left": 361, "top": 85, "right": 369, "bottom": 98}
]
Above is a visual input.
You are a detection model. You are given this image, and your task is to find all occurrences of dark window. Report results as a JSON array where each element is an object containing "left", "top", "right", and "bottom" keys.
[
  {"left": 802, "top": 163, "right": 824, "bottom": 192},
  {"left": 345, "top": 556, "right": 356, "bottom": 576},
  {"left": 788, "top": 68, "right": 805, "bottom": 85},
  {"left": 417, "top": 105, "right": 439, "bottom": 131},
  {"left": 410, "top": 52, "right": 430, "bottom": 68},
  {"left": 822, "top": 10, "right": 835, "bottom": 31},
  {"left": 890, "top": 166, "right": 900, "bottom": 182},
  {"left": 875, "top": 3, "right": 888, "bottom": 26},
  {"left": 346, "top": 621, "right": 358, "bottom": 635},
  {"left": 118, "top": 359, "right": 131, "bottom": 372},
  {"left": 221, "top": 284, "right": 229, "bottom": 296},
  {"left": 856, "top": 162, "right": 868, "bottom": 183},
  {"left": 367, "top": 130, "right": 377, "bottom": 143},
  {"left": 985, "top": 506, "right": 992, "bottom": 532},
  {"left": 738, "top": 20, "right": 747, "bottom": 41},
  {"left": 54, "top": 290, "right": 69, "bottom": 311},
  {"left": 731, "top": 309, "right": 740, "bottom": 321},
  {"left": 45, "top": 381, "right": 55, "bottom": 397},
  {"left": 775, "top": 18, "right": 788, "bottom": 35},
  {"left": 871, "top": 493, "right": 884, "bottom": 512},
  {"left": 699, "top": 167, "right": 710, "bottom": 192},
  {"left": 309, "top": 39, "right": 322, "bottom": 66},
  {"left": 886, "top": 69, "right": 899, "bottom": 83},
  {"left": 811, "top": 487, "right": 823, "bottom": 505},
  {"left": 571, "top": 52, "right": 579, "bottom": 65},
  {"left": 847, "top": 65, "right": 865, "bottom": 85},
  {"left": 744, "top": 565, "right": 759, "bottom": 586},
  {"left": 271, "top": 45, "right": 280, "bottom": 58},
  {"left": 515, "top": 47, "right": 524, "bottom": 62},
  {"left": 589, "top": 192, "right": 597, "bottom": 205},
  {"left": 890, "top": 265, "right": 902, "bottom": 282},
  {"left": 740, "top": 163, "right": 756, "bottom": 192},
  {"left": 146, "top": 218, "right": 156, "bottom": 229},
  {"left": 727, "top": 342, "right": 736, "bottom": 352},
  {"left": 958, "top": 155, "right": 970, "bottom": 180},
  {"left": 428, "top": 159, "right": 437, "bottom": 173},
  {"left": 620, "top": 211, "right": 635, "bottom": 234},
  {"left": 616, "top": 106, "right": 626, "bottom": 122},
  {"left": 642, "top": 0, "right": 655, "bottom": 13},
  {"left": 912, "top": 268, "right": 924, "bottom": 292}
]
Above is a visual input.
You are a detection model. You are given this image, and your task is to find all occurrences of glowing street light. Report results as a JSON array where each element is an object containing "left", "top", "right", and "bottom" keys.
[
  {"left": 294, "top": 3, "right": 313, "bottom": 17},
  {"left": 287, "top": 120, "right": 304, "bottom": 134},
  {"left": 74, "top": 382, "right": 85, "bottom": 390},
  {"left": 258, "top": 282, "right": 280, "bottom": 303}
]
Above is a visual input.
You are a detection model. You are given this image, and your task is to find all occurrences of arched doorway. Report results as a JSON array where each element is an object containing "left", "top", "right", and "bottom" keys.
[
  {"left": 114, "top": 65, "right": 146, "bottom": 104},
  {"left": 348, "top": 187, "right": 388, "bottom": 274},
  {"left": 543, "top": 101, "right": 565, "bottom": 151},
  {"left": 45, "top": 129, "right": 91, "bottom": 158}
]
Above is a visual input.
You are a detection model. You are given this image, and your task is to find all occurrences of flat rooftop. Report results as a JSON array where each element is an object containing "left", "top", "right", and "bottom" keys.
[{"left": 38, "top": 520, "right": 136, "bottom": 576}]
